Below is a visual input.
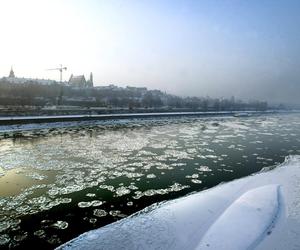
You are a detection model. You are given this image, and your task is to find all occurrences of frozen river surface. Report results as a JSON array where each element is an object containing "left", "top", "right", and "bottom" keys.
[{"left": 0, "top": 113, "right": 300, "bottom": 249}]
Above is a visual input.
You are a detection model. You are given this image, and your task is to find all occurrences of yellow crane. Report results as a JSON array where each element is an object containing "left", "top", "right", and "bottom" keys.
[{"left": 47, "top": 64, "right": 67, "bottom": 83}]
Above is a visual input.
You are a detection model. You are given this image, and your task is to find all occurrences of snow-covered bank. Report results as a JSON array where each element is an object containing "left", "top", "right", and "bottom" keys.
[
  {"left": 0, "top": 110, "right": 282, "bottom": 127},
  {"left": 57, "top": 155, "right": 300, "bottom": 250}
]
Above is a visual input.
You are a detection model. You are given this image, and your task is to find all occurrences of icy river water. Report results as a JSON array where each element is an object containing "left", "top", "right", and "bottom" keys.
[{"left": 0, "top": 113, "right": 300, "bottom": 249}]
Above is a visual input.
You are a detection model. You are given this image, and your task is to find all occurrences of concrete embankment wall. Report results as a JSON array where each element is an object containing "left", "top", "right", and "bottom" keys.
[{"left": 0, "top": 111, "right": 277, "bottom": 126}]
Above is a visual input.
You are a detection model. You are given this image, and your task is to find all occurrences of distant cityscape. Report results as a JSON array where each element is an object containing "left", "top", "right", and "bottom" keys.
[
  {"left": 4, "top": 66, "right": 94, "bottom": 88},
  {"left": 0, "top": 67, "right": 271, "bottom": 115}
]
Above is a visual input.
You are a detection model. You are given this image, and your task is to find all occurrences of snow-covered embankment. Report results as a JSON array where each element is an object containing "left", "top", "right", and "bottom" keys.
[{"left": 57, "top": 155, "right": 300, "bottom": 250}]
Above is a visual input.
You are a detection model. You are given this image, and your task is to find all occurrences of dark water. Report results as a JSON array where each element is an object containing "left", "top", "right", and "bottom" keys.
[{"left": 0, "top": 113, "right": 300, "bottom": 249}]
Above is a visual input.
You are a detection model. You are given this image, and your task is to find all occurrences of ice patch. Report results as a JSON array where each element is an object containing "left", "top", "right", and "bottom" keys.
[
  {"left": 0, "top": 234, "right": 10, "bottom": 246},
  {"left": 78, "top": 200, "right": 104, "bottom": 208},
  {"left": 93, "top": 209, "right": 107, "bottom": 217},
  {"left": 52, "top": 221, "right": 69, "bottom": 230},
  {"left": 115, "top": 187, "right": 131, "bottom": 197},
  {"left": 146, "top": 174, "right": 156, "bottom": 179},
  {"left": 25, "top": 172, "right": 47, "bottom": 181}
]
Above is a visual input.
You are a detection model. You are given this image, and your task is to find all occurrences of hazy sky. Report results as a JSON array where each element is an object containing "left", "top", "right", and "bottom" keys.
[{"left": 0, "top": 0, "right": 299, "bottom": 104}]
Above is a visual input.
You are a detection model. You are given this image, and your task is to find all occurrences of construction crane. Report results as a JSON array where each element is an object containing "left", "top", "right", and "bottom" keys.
[{"left": 46, "top": 64, "right": 67, "bottom": 83}]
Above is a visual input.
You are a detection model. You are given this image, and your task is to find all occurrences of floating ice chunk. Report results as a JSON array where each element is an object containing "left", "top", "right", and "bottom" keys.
[
  {"left": 26, "top": 172, "right": 47, "bottom": 181},
  {"left": 56, "top": 198, "right": 72, "bottom": 204},
  {"left": 186, "top": 174, "right": 199, "bottom": 179},
  {"left": 197, "top": 166, "right": 212, "bottom": 172},
  {"left": 128, "top": 184, "right": 138, "bottom": 190},
  {"left": 47, "top": 235, "right": 61, "bottom": 245},
  {"left": 132, "top": 183, "right": 189, "bottom": 199},
  {"left": 196, "top": 185, "right": 280, "bottom": 250},
  {"left": 86, "top": 193, "right": 96, "bottom": 197},
  {"left": 0, "top": 221, "right": 10, "bottom": 232},
  {"left": 169, "top": 182, "right": 189, "bottom": 192},
  {"left": 27, "top": 196, "right": 50, "bottom": 204},
  {"left": 48, "top": 187, "right": 60, "bottom": 196},
  {"left": 10, "top": 219, "right": 21, "bottom": 227},
  {"left": 146, "top": 174, "right": 156, "bottom": 179},
  {"left": 205, "top": 154, "right": 217, "bottom": 159},
  {"left": 78, "top": 200, "right": 103, "bottom": 208},
  {"left": 126, "top": 201, "right": 133, "bottom": 206},
  {"left": 223, "top": 121, "right": 249, "bottom": 130},
  {"left": 78, "top": 202, "right": 91, "bottom": 208},
  {"left": 89, "top": 218, "right": 97, "bottom": 224},
  {"left": 13, "top": 231, "right": 28, "bottom": 242},
  {"left": 90, "top": 200, "right": 104, "bottom": 207},
  {"left": 191, "top": 179, "right": 202, "bottom": 184},
  {"left": 93, "top": 209, "right": 107, "bottom": 217},
  {"left": 52, "top": 221, "right": 68, "bottom": 230},
  {"left": 109, "top": 210, "right": 121, "bottom": 217},
  {"left": 99, "top": 185, "right": 115, "bottom": 192},
  {"left": 0, "top": 234, "right": 10, "bottom": 246},
  {"left": 115, "top": 187, "right": 131, "bottom": 197},
  {"left": 171, "top": 163, "right": 186, "bottom": 167},
  {"left": 34, "top": 229, "right": 46, "bottom": 238}
]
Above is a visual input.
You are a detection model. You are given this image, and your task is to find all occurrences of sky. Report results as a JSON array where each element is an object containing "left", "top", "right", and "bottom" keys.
[{"left": 0, "top": 0, "right": 299, "bottom": 104}]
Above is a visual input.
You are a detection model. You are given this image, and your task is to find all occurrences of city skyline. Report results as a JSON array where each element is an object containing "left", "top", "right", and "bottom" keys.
[{"left": 0, "top": 0, "right": 300, "bottom": 104}]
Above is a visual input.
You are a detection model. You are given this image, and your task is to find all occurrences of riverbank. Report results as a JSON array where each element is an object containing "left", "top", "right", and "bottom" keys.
[
  {"left": 0, "top": 110, "right": 284, "bottom": 126},
  {"left": 58, "top": 155, "right": 300, "bottom": 250}
]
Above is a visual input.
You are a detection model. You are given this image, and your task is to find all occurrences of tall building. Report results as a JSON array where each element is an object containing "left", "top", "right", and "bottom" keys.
[
  {"left": 88, "top": 72, "right": 93, "bottom": 87},
  {"left": 68, "top": 72, "right": 93, "bottom": 88},
  {"left": 9, "top": 66, "right": 15, "bottom": 78}
]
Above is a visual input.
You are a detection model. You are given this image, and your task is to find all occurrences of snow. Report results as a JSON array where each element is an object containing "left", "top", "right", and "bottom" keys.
[
  {"left": 196, "top": 185, "right": 280, "bottom": 250},
  {"left": 0, "top": 110, "right": 277, "bottom": 127},
  {"left": 57, "top": 155, "right": 300, "bottom": 250}
]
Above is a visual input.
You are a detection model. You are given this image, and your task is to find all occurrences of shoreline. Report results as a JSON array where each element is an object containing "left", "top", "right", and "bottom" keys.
[
  {"left": 0, "top": 110, "right": 285, "bottom": 126},
  {"left": 57, "top": 155, "right": 300, "bottom": 250}
]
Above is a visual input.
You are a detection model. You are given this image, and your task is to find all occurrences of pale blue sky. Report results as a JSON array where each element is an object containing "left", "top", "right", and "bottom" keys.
[{"left": 0, "top": 0, "right": 299, "bottom": 103}]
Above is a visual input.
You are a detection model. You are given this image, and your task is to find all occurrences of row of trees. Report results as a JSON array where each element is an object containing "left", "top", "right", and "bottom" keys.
[{"left": 0, "top": 80, "right": 268, "bottom": 111}]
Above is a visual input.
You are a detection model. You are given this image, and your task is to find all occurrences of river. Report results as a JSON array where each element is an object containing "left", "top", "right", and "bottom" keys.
[{"left": 0, "top": 113, "right": 300, "bottom": 249}]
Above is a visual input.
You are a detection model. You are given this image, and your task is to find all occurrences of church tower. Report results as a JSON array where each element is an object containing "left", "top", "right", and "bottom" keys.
[
  {"left": 89, "top": 72, "right": 93, "bottom": 87},
  {"left": 9, "top": 66, "right": 15, "bottom": 78}
]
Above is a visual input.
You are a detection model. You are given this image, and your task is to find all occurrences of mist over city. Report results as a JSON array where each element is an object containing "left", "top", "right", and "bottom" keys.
[{"left": 0, "top": 0, "right": 299, "bottom": 105}]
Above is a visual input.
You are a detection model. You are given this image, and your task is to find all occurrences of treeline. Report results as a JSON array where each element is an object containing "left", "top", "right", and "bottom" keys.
[{"left": 0, "top": 80, "right": 268, "bottom": 111}]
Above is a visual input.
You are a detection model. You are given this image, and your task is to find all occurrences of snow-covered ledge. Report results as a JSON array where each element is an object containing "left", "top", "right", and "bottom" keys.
[{"left": 57, "top": 155, "right": 300, "bottom": 250}]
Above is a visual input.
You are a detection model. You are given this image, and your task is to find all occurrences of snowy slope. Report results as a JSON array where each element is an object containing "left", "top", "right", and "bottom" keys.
[
  {"left": 57, "top": 155, "right": 300, "bottom": 250},
  {"left": 196, "top": 185, "right": 280, "bottom": 250}
]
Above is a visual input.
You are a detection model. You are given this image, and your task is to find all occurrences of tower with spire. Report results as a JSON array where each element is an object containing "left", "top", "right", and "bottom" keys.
[
  {"left": 86, "top": 72, "right": 93, "bottom": 87},
  {"left": 9, "top": 66, "right": 15, "bottom": 78},
  {"left": 89, "top": 72, "right": 93, "bottom": 87}
]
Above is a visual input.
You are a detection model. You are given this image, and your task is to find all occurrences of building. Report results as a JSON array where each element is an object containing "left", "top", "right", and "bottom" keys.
[
  {"left": 2, "top": 67, "right": 57, "bottom": 85},
  {"left": 68, "top": 74, "right": 86, "bottom": 87},
  {"left": 95, "top": 84, "right": 120, "bottom": 90},
  {"left": 68, "top": 72, "right": 93, "bottom": 88},
  {"left": 2, "top": 67, "right": 94, "bottom": 88},
  {"left": 9, "top": 66, "right": 15, "bottom": 78}
]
